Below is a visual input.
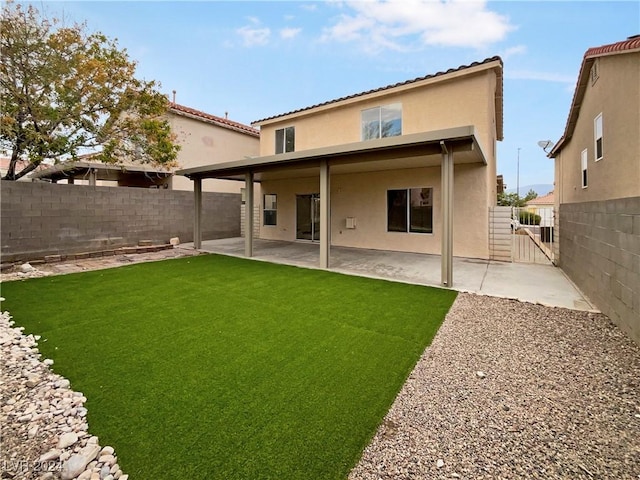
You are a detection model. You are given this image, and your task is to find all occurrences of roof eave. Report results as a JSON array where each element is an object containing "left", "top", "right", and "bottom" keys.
[
  {"left": 253, "top": 57, "right": 504, "bottom": 127},
  {"left": 177, "top": 126, "right": 486, "bottom": 180},
  {"left": 550, "top": 37, "right": 640, "bottom": 156}
]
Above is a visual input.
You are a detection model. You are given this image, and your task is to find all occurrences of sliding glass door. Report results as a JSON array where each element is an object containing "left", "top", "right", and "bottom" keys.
[{"left": 296, "top": 194, "right": 320, "bottom": 241}]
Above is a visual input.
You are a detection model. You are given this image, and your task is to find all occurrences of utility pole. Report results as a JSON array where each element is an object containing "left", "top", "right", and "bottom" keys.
[{"left": 516, "top": 147, "right": 521, "bottom": 205}]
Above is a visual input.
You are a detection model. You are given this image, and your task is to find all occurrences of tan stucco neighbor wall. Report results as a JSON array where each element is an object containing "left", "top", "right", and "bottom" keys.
[
  {"left": 554, "top": 52, "right": 640, "bottom": 206},
  {"left": 169, "top": 113, "right": 259, "bottom": 193},
  {"left": 258, "top": 163, "right": 489, "bottom": 259}
]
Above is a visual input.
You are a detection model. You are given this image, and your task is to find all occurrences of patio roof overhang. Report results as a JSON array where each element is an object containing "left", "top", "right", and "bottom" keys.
[
  {"left": 183, "top": 125, "right": 488, "bottom": 289},
  {"left": 31, "top": 160, "right": 172, "bottom": 187},
  {"left": 177, "top": 126, "right": 486, "bottom": 182}
]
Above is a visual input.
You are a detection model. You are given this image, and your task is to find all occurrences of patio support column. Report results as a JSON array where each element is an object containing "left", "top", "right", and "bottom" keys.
[
  {"left": 245, "top": 172, "right": 254, "bottom": 258},
  {"left": 319, "top": 160, "right": 330, "bottom": 269},
  {"left": 193, "top": 177, "right": 202, "bottom": 250},
  {"left": 441, "top": 142, "right": 454, "bottom": 287},
  {"left": 88, "top": 169, "right": 97, "bottom": 186}
]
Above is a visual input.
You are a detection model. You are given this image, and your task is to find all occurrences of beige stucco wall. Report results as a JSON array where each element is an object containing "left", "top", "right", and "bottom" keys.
[
  {"left": 555, "top": 52, "right": 640, "bottom": 205},
  {"left": 257, "top": 66, "right": 498, "bottom": 164},
  {"left": 252, "top": 61, "right": 501, "bottom": 257},
  {"left": 169, "top": 113, "right": 259, "bottom": 192},
  {"left": 258, "top": 163, "right": 489, "bottom": 259}
]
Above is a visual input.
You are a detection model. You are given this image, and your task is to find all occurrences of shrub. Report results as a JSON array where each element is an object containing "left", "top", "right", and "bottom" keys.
[{"left": 519, "top": 211, "right": 541, "bottom": 225}]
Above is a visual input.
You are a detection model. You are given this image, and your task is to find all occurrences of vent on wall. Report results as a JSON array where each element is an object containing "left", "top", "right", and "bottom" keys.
[{"left": 591, "top": 59, "right": 600, "bottom": 85}]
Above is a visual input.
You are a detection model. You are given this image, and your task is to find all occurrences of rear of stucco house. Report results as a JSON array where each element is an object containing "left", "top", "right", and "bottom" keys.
[{"left": 252, "top": 58, "right": 502, "bottom": 259}]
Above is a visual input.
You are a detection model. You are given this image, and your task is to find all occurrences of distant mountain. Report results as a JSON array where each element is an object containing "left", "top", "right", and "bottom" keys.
[{"left": 506, "top": 184, "right": 553, "bottom": 197}]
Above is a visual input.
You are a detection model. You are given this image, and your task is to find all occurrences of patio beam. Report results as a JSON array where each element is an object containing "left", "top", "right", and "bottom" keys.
[
  {"left": 319, "top": 160, "right": 330, "bottom": 268},
  {"left": 441, "top": 141, "right": 453, "bottom": 287},
  {"left": 193, "top": 177, "right": 202, "bottom": 250},
  {"left": 245, "top": 172, "right": 254, "bottom": 257}
]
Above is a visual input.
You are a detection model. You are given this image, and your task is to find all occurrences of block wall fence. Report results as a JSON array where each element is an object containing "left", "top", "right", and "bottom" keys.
[
  {"left": 559, "top": 197, "right": 640, "bottom": 345},
  {"left": 1, "top": 181, "right": 240, "bottom": 263}
]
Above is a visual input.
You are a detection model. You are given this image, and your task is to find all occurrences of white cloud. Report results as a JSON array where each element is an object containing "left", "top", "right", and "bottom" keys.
[
  {"left": 506, "top": 70, "right": 575, "bottom": 84},
  {"left": 280, "top": 27, "right": 302, "bottom": 39},
  {"left": 322, "top": 0, "right": 514, "bottom": 52},
  {"left": 501, "top": 45, "right": 527, "bottom": 60},
  {"left": 237, "top": 25, "right": 271, "bottom": 46}
]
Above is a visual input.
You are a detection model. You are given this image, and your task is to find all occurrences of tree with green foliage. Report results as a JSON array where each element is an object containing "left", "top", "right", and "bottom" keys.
[
  {"left": 0, "top": 1, "right": 179, "bottom": 180},
  {"left": 497, "top": 189, "right": 538, "bottom": 207}
]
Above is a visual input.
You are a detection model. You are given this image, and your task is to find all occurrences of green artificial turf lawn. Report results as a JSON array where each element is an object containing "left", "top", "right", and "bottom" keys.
[{"left": 1, "top": 254, "right": 456, "bottom": 479}]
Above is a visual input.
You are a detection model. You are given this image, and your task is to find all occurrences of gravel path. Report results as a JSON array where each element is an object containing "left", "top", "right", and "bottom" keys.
[{"left": 349, "top": 293, "right": 640, "bottom": 480}]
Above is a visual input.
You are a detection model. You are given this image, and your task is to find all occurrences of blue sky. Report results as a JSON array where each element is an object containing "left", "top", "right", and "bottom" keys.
[{"left": 38, "top": 0, "right": 639, "bottom": 193}]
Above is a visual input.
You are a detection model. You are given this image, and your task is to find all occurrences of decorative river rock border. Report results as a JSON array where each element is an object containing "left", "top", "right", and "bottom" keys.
[{"left": 0, "top": 307, "right": 129, "bottom": 480}]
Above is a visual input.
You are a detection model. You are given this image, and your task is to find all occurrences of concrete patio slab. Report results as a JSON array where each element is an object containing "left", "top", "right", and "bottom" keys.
[{"left": 185, "top": 238, "right": 595, "bottom": 311}]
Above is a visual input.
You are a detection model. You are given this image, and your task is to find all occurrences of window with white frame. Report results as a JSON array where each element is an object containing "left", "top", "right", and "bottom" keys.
[
  {"left": 263, "top": 194, "right": 277, "bottom": 226},
  {"left": 275, "top": 127, "right": 295, "bottom": 154},
  {"left": 594, "top": 113, "right": 603, "bottom": 161},
  {"left": 581, "top": 149, "right": 588, "bottom": 188},
  {"left": 387, "top": 187, "right": 433, "bottom": 234},
  {"left": 361, "top": 103, "right": 402, "bottom": 140}
]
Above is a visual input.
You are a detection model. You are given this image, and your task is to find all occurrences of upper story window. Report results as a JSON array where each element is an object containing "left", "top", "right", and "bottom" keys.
[
  {"left": 594, "top": 113, "right": 603, "bottom": 161},
  {"left": 361, "top": 103, "right": 402, "bottom": 141},
  {"left": 581, "top": 149, "right": 588, "bottom": 188},
  {"left": 275, "top": 127, "right": 295, "bottom": 154}
]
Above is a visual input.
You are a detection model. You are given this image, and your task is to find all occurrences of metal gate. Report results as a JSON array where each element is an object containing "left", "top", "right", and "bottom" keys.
[
  {"left": 511, "top": 207, "right": 555, "bottom": 264},
  {"left": 489, "top": 206, "right": 555, "bottom": 264}
]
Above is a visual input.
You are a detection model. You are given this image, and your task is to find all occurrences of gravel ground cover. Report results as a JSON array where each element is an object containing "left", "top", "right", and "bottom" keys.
[{"left": 349, "top": 293, "right": 640, "bottom": 480}]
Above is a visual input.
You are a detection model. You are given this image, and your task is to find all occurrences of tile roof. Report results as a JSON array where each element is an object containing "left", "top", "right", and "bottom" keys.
[
  {"left": 526, "top": 191, "right": 554, "bottom": 205},
  {"left": 550, "top": 35, "right": 640, "bottom": 157},
  {"left": 252, "top": 56, "right": 504, "bottom": 140},
  {"left": 585, "top": 35, "right": 640, "bottom": 58},
  {"left": 168, "top": 103, "right": 260, "bottom": 138}
]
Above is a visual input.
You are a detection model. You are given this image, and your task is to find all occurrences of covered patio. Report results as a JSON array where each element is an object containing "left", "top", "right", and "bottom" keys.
[
  {"left": 178, "top": 127, "right": 487, "bottom": 288},
  {"left": 185, "top": 237, "right": 594, "bottom": 311}
]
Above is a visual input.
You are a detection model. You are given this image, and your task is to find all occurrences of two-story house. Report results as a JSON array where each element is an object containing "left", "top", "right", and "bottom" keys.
[
  {"left": 179, "top": 57, "right": 503, "bottom": 286},
  {"left": 29, "top": 102, "right": 260, "bottom": 191},
  {"left": 168, "top": 103, "right": 260, "bottom": 192},
  {"left": 548, "top": 36, "right": 640, "bottom": 345}
]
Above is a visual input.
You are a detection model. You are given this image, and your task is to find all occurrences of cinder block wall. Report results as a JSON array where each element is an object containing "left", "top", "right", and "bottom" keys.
[
  {"left": 1, "top": 181, "right": 240, "bottom": 262},
  {"left": 559, "top": 197, "right": 640, "bottom": 345}
]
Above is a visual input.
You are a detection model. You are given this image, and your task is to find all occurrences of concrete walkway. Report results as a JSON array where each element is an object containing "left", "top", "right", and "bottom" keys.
[{"left": 188, "top": 238, "right": 595, "bottom": 311}]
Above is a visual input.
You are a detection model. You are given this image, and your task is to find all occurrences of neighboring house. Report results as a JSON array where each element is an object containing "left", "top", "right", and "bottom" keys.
[
  {"left": 497, "top": 174, "right": 506, "bottom": 194},
  {"left": 28, "top": 103, "right": 260, "bottom": 191},
  {"left": 549, "top": 35, "right": 640, "bottom": 345},
  {"left": 168, "top": 103, "right": 260, "bottom": 193},
  {"left": 525, "top": 191, "right": 554, "bottom": 228},
  {"left": 179, "top": 57, "right": 504, "bottom": 286},
  {"left": 550, "top": 35, "right": 640, "bottom": 203}
]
